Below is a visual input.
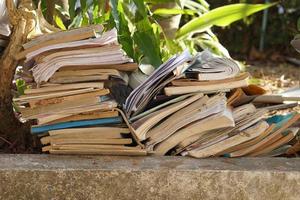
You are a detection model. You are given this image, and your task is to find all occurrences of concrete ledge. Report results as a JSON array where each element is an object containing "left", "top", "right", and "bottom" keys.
[{"left": 0, "top": 155, "right": 300, "bottom": 200}]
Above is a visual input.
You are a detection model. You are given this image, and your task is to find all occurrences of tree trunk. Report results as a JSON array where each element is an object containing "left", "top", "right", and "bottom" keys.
[{"left": 0, "top": 0, "right": 38, "bottom": 152}]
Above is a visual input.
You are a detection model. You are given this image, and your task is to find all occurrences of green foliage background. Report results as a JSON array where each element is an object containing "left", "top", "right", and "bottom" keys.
[{"left": 209, "top": 0, "right": 300, "bottom": 57}]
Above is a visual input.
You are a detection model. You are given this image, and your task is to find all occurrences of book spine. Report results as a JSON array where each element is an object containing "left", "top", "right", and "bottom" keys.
[{"left": 31, "top": 117, "right": 123, "bottom": 135}]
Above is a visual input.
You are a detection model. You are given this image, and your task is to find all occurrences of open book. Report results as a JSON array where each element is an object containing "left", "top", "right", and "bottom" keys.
[{"left": 124, "top": 50, "right": 192, "bottom": 117}]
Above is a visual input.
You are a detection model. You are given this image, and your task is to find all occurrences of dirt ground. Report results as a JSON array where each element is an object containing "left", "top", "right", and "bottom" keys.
[
  {"left": 247, "top": 62, "right": 300, "bottom": 93},
  {"left": 246, "top": 61, "right": 300, "bottom": 114}
]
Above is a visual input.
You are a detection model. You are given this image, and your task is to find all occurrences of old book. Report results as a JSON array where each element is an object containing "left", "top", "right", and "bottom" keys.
[
  {"left": 146, "top": 95, "right": 210, "bottom": 143},
  {"left": 59, "top": 62, "right": 138, "bottom": 72},
  {"left": 20, "top": 95, "right": 111, "bottom": 119},
  {"left": 185, "top": 50, "right": 240, "bottom": 81},
  {"left": 31, "top": 116, "right": 123, "bottom": 134},
  {"left": 184, "top": 121, "right": 269, "bottom": 158},
  {"left": 17, "top": 25, "right": 103, "bottom": 59},
  {"left": 46, "top": 148, "right": 147, "bottom": 156},
  {"left": 130, "top": 94, "right": 194, "bottom": 122},
  {"left": 24, "top": 28, "right": 116, "bottom": 62},
  {"left": 48, "top": 127, "right": 130, "bottom": 136},
  {"left": 227, "top": 85, "right": 267, "bottom": 107},
  {"left": 28, "top": 89, "right": 109, "bottom": 108},
  {"left": 172, "top": 73, "right": 249, "bottom": 87},
  {"left": 48, "top": 69, "right": 126, "bottom": 84},
  {"left": 286, "top": 140, "right": 300, "bottom": 155},
  {"left": 42, "top": 137, "right": 132, "bottom": 145},
  {"left": 250, "top": 128, "right": 299, "bottom": 156},
  {"left": 228, "top": 113, "right": 300, "bottom": 157},
  {"left": 146, "top": 94, "right": 227, "bottom": 150},
  {"left": 153, "top": 105, "right": 234, "bottom": 155},
  {"left": 165, "top": 74, "right": 249, "bottom": 96},
  {"left": 175, "top": 105, "right": 265, "bottom": 155},
  {"left": 260, "top": 145, "right": 292, "bottom": 157},
  {"left": 52, "top": 68, "right": 122, "bottom": 78},
  {"left": 43, "top": 144, "right": 140, "bottom": 151},
  {"left": 14, "top": 88, "right": 97, "bottom": 102},
  {"left": 263, "top": 103, "right": 298, "bottom": 112},
  {"left": 253, "top": 95, "right": 300, "bottom": 104},
  {"left": 24, "top": 82, "right": 104, "bottom": 95},
  {"left": 169, "top": 109, "right": 237, "bottom": 156},
  {"left": 31, "top": 45, "right": 132, "bottom": 83},
  {"left": 22, "top": 99, "right": 117, "bottom": 120},
  {"left": 49, "top": 74, "right": 109, "bottom": 84},
  {"left": 23, "top": 25, "right": 103, "bottom": 49},
  {"left": 218, "top": 124, "right": 276, "bottom": 156},
  {"left": 231, "top": 103, "right": 257, "bottom": 121},
  {"left": 41, "top": 127, "right": 130, "bottom": 145},
  {"left": 38, "top": 110, "right": 119, "bottom": 125},
  {"left": 41, "top": 132, "right": 130, "bottom": 145},
  {"left": 124, "top": 50, "right": 192, "bottom": 117},
  {"left": 131, "top": 93, "right": 203, "bottom": 141}
]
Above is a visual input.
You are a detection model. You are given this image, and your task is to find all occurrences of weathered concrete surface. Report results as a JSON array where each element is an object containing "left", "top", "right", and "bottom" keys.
[{"left": 0, "top": 155, "right": 300, "bottom": 200}]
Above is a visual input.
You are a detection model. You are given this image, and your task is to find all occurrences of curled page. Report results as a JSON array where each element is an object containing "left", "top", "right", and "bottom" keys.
[{"left": 187, "top": 50, "right": 240, "bottom": 81}]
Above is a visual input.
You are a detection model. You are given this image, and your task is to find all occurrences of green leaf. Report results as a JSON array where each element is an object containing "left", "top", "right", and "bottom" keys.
[
  {"left": 54, "top": 15, "right": 66, "bottom": 30},
  {"left": 297, "top": 17, "right": 300, "bottom": 31},
  {"left": 15, "top": 79, "right": 26, "bottom": 96},
  {"left": 68, "top": 0, "right": 77, "bottom": 20},
  {"left": 153, "top": 8, "right": 196, "bottom": 16},
  {"left": 80, "top": 0, "right": 87, "bottom": 12},
  {"left": 176, "top": 3, "right": 277, "bottom": 38},
  {"left": 133, "top": 18, "right": 162, "bottom": 68},
  {"left": 109, "top": 0, "right": 135, "bottom": 59}
]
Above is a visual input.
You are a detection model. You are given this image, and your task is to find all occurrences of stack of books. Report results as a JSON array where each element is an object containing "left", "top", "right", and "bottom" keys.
[
  {"left": 14, "top": 25, "right": 146, "bottom": 156},
  {"left": 125, "top": 50, "right": 300, "bottom": 158}
]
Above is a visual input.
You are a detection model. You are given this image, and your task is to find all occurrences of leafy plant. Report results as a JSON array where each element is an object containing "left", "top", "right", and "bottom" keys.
[{"left": 40, "top": 0, "right": 276, "bottom": 68}]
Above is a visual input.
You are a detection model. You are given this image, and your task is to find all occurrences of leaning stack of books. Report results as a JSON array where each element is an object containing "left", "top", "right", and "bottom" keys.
[
  {"left": 14, "top": 25, "right": 146, "bottom": 156},
  {"left": 125, "top": 50, "right": 300, "bottom": 158}
]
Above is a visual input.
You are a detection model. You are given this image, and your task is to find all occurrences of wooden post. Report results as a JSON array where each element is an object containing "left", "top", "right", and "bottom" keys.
[{"left": 0, "top": 0, "right": 38, "bottom": 151}]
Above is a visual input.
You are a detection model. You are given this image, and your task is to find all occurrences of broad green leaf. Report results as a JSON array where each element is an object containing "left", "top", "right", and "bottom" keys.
[
  {"left": 133, "top": 18, "right": 162, "bottom": 68},
  {"left": 68, "top": 0, "right": 77, "bottom": 20},
  {"left": 121, "top": 0, "right": 162, "bottom": 67},
  {"left": 54, "top": 15, "right": 66, "bottom": 30},
  {"left": 176, "top": 3, "right": 277, "bottom": 38},
  {"left": 153, "top": 8, "right": 196, "bottom": 16},
  {"left": 80, "top": 0, "right": 87, "bottom": 12},
  {"left": 109, "top": 0, "right": 135, "bottom": 59}
]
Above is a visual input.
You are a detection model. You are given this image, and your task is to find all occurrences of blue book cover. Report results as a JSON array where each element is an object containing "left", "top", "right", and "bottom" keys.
[
  {"left": 31, "top": 116, "right": 123, "bottom": 135},
  {"left": 266, "top": 113, "right": 295, "bottom": 130}
]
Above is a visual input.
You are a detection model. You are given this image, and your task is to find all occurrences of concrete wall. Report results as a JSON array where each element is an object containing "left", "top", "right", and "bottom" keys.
[{"left": 0, "top": 155, "right": 300, "bottom": 200}]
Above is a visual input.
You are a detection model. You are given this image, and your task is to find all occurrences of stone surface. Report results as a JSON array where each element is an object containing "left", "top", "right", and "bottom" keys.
[{"left": 0, "top": 154, "right": 300, "bottom": 200}]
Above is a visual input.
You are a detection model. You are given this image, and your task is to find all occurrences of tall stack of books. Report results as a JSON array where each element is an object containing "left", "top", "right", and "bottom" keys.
[
  {"left": 14, "top": 25, "right": 146, "bottom": 156},
  {"left": 125, "top": 50, "right": 300, "bottom": 158}
]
